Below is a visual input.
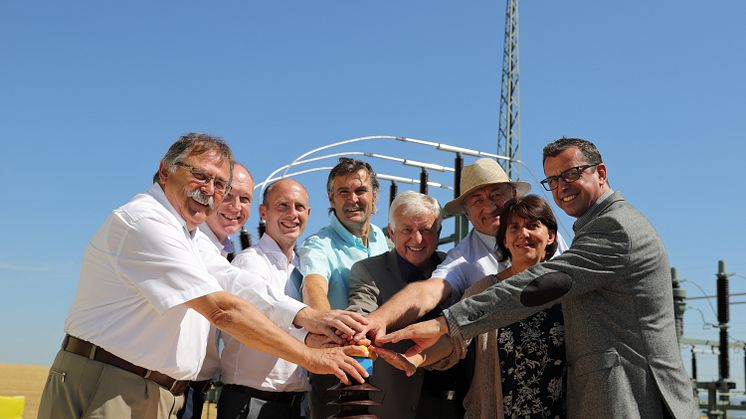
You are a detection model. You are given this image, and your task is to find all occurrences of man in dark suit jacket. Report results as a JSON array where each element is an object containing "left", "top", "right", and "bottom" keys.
[
  {"left": 370, "top": 138, "right": 697, "bottom": 419},
  {"left": 347, "top": 191, "right": 468, "bottom": 419}
]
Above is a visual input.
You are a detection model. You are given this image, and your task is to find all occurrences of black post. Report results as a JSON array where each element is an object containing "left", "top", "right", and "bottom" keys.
[
  {"left": 672, "top": 267, "right": 687, "bottom": 343},
  {"left": 691, "top": 347, "right": 697, "bottom": 380},
  {"left": 240, "top": 227, "right": 252, "bottom": 249},
  {"left": 453, "top": 153, "right": 467, "bottom": 242},
  {"left": 419, "top": 168, "right": 428, "bottom": 194},
  {"left": 389, "top": 181, "right": 398, "bottom": 207},
  {"left": 717, "top": 260, "right": 729, "bottom": 380}
]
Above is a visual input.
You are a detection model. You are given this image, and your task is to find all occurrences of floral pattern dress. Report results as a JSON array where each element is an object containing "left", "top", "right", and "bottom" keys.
[{"left": 497, "top": 303, "right": 566, "bottom": 418}]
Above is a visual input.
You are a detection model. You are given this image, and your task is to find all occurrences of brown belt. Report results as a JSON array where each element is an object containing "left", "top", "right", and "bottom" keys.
[{"left": 63, "top": 335, "right": 190, "bottom": 395}]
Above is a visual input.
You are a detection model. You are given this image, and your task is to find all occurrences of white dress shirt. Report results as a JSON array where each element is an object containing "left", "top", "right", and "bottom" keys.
[
  {"left": 199, "top": 224, "right": 229, "bottom": 258},
  {"left": 222, "top": 234, "right": 310, "bottom": 392},
  {"left": 65, "top": 184, "right": 223, "bottom": 380},
  {"left": 65, "top": 184, "right": 307, "bottom": 380},
  {"left": 434, "top": 229, "right": 569, "bottom": 305}
]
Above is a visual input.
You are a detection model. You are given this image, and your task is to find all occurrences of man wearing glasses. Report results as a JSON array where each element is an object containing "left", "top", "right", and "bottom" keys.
[
  {"left": 374, "top": 138, "right": 696, "bottom": 418},
  {"left": 38, "top": 133, "right": 369, "bottom": 419}
]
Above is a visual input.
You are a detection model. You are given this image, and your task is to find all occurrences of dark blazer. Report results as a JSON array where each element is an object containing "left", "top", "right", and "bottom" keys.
[
  {"left": 445, "top": 191, "right": 697, "bottom": 419},
  {"left": 349, "top": 249, "right": 467, "bottom": 419}
]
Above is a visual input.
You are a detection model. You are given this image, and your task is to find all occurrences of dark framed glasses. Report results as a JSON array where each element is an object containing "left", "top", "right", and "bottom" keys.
[
  {"left": 540, "top": 164, "right": 598, "bottom": 191},
  {"left": 174, "top": 162, "right": 231, "bottom": 195}
]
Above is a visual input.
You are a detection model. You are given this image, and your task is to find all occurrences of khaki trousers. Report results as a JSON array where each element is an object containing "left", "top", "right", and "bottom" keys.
[{"left": 38, "top": 349, "right": 185, "bottom": 419}]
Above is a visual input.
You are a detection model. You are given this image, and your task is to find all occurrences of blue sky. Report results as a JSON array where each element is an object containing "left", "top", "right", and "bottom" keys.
[{"left": 1, "top": 0, "right": 745, "bottom": 386}]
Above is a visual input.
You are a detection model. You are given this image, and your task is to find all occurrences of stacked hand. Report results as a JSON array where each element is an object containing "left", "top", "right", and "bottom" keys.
[
  {"left": 305, "top": 345, "right": 370, "bottom": 384},
  {"left": 375, "top": 317, "right": 448, "bottom": 357},
  {"left": 299, "top": 308, "right": 369, "bottom": 345},
  {"left": 370, "top": 346, "right": 419, "bottom": 377}
]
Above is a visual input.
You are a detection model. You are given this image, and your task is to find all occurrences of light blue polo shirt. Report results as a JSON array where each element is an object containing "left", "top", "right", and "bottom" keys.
[{"left": 298, "top": 213, "right": 390, "bottom": 309}]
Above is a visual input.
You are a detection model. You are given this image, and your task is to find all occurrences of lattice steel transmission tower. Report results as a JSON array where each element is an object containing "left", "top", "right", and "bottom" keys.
[{"left": 497, "top": 0, "right": 521, "bottom": 179}]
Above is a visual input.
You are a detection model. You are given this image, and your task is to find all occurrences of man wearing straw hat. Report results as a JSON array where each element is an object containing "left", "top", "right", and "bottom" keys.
[
  {"left": 437, "top": 157, "right": 568, "bottom": 304},
  {"left": 357, "top": 157, "right": 567, "bottom": 344}
]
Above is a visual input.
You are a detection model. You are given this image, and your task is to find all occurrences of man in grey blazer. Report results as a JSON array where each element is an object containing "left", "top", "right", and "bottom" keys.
[
  {"left": 347, "top": 191, "right": 468, "bottom": 419},
  {"left": 368, "top": 138, "right": 697, "bottom": 418}
]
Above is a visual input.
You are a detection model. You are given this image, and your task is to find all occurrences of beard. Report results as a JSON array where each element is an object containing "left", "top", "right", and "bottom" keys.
[{"left": 187, "top": 189, "right": 215, "bottom": 209}]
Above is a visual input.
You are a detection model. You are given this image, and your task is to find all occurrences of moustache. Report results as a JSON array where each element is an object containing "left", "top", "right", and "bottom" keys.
[{"left": 187, "top": 189, "right": 215, "bottom": 209}]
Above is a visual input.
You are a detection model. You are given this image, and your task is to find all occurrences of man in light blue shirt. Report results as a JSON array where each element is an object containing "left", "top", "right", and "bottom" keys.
[{"left": 299, "top": 157, "right": 389, "bottom": 418}]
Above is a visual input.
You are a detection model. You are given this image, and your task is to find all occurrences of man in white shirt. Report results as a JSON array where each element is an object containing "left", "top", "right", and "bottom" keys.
[
  {"left": 219, "top": 178, "right": 312, "bottom": 419},
  {"left": 201, "top": 162, "right": 254, "bottom": 259},
  {"left": 178, "top": 162, "right": 255, "bottom": 419},
  {"left": 38, "top": 133, "right": 369, "bottom": 419},
  {"left": 359, "top": 157, "right": 568, "bottom": 341}
]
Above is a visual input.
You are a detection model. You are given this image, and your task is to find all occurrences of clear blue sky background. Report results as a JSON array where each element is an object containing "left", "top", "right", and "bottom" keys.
[{"left": 1, "top": 0, "right": 744, "bottom": 387}]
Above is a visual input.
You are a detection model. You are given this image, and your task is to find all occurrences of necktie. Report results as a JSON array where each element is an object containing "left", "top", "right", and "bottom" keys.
[{"left": 222, "top": 238, "right": 235, "bottom": 254}]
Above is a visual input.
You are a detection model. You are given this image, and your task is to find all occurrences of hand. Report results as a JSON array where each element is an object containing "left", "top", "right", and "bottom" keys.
[
  {"left": 376, "top": 317, "right": 448, "bottom": 357},
  {"left": 304, "top": 345, "right": 370, "bottom": 385},
  {"left": 297, "top": 308, "right": 369, "bottom": 344},
  {"left": 306, "top": 332, "right": 342, "bottom": 349},
  {"left": 353, "top": 311, "right": 387, "bottom": 344},
  {"left": 371, "top": 346, "right": 419, "bottom": 377}
]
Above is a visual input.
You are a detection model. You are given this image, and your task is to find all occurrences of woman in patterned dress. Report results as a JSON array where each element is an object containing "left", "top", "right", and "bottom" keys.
[{"left": 459, "top": 195, "right": 566, "bottom": 419}]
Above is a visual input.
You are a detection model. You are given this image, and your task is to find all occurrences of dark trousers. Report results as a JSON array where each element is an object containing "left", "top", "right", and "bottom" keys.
[
  {"left": 217, "top": 384, "right": 304, "bottom": 419},
  {"left": 415, "top": 391, "right": 464, "bottom": 419},
  {"left": 176, "top": 383, "right": 207, "bottom": 419},
  {"left": 308, "top": 373, "right": 338, "bottom": 419}
]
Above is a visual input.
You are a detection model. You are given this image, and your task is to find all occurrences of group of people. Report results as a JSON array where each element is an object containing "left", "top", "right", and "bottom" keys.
[{"left": 37, "top": 133, "right": 698, "bottom": 419}]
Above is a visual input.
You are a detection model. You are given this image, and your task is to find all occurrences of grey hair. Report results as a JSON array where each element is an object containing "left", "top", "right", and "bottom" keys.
[
  {"left": 388, "top": 191, "right": 442, "bottom": 231},
  {"left": 153, "top": 132, "right": 234, "bottom": 184}
]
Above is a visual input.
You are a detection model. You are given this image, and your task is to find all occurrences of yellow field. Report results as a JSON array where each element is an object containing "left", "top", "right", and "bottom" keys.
[
  {"left": 0, "top": 363, "right": 217, "bottom": 418},
  {"left": 0, "top": 363, "right": 48, "bottom": 419}
]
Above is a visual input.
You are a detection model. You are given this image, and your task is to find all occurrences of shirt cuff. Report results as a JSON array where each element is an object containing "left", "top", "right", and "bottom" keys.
[
  {"left": 269, "top": 297, "right": 308, "bottom": 329},
  {"left": 442, "top": 309, "right": 467, "bottom": 362}
]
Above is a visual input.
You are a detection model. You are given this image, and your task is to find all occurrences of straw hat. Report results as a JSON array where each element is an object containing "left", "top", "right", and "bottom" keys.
[{"left": 443, "top": 158, "right": 531, "bottom": 215}]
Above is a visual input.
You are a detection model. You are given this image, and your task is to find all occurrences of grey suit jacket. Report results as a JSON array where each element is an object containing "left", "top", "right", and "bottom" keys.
[
  {"left": 348, "top": 250, "right": 450, "bottom": 419},
  {"left": 445, "top": 191, "right": 696, "bottom": 419}
]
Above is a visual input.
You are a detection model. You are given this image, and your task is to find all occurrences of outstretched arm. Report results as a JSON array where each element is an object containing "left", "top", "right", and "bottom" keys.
[
  {"left": 356, "top": 278, "right": 452, "bottom": 343},
  {"left": 187, "top": 291, "right": 368, "bottom": 384},
  {"left": 302, "top": 273, "right": 332, "bottom": 311}
]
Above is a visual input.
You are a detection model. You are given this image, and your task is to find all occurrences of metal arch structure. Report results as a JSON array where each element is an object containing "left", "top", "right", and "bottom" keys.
[
  {"left": 497, "top": 0, "right": 521, "bottom": 180},
  {"left": 254, "top": 136, "right": 525, "bottom": 247}
]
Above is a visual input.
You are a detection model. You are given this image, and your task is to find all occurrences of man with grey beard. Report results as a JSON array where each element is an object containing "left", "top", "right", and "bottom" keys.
[{"left": 38, "top": 133, "right": 369, "bottom": 419}]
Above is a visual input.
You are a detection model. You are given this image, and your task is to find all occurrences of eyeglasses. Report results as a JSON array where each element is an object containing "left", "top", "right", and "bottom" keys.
[
  {"left": 540, "top": 164, "right": 598, "bottom": 191},
  {"left": 174, "top": 162, "right": 231, "bottom": 195}
]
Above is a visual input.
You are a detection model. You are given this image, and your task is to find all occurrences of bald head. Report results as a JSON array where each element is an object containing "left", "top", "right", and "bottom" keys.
[{"left": 260, "top": 179, "right": 310, "bottom": 257}]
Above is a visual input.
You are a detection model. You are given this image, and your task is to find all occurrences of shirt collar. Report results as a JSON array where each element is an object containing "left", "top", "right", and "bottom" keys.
[
  {"left": 148, "top": 183, "right": 195, "bottom": 238},
  {"left": 473, "top": 228, "right": 497, "bottom": 253},
  {"left": 329, "top": 212, "right": 376, "bottom": 248},
  {"left": 574, "top": 188, "right": 614, "bottom": 228},
  {"left": 257, "top": 233, "right": 297, "bottom": 268},
  {"left": 199, "top": 223, "right": 224, "bottom": 250}
]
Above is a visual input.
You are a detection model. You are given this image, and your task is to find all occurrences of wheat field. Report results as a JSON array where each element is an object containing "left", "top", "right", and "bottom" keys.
[
  {"left": 0, "top": 364, "right": 48, "bottom": 419},
  {"left": 0, "top": 363, "right": 217, "bottom": 419}
]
